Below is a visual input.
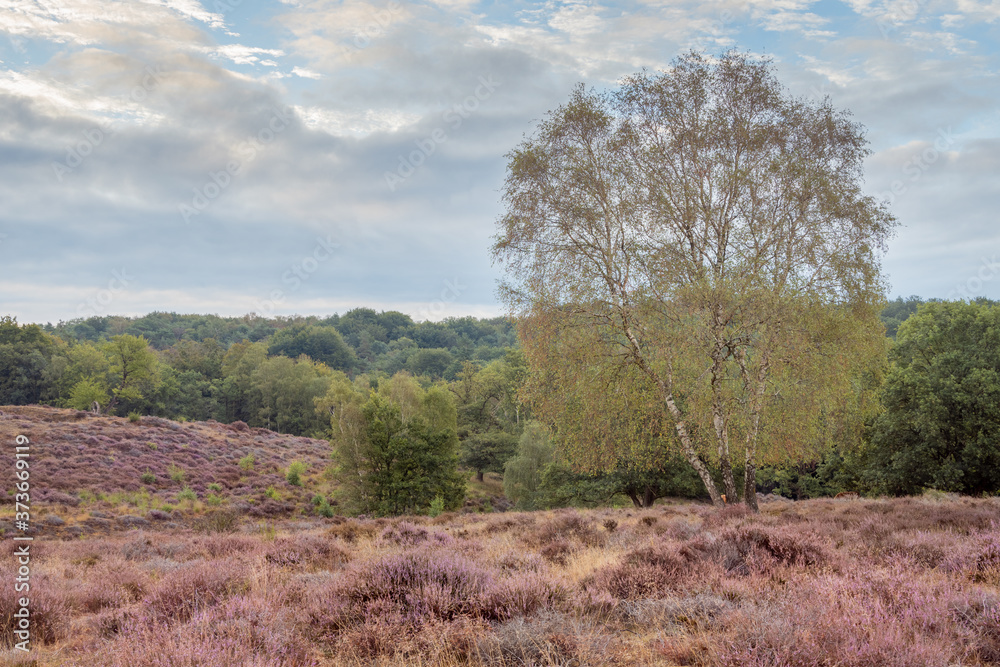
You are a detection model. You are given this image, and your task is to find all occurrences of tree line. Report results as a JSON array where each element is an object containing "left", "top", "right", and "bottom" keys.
[{"left": 3, "top": 294, "right": 998, "bottom": 514}]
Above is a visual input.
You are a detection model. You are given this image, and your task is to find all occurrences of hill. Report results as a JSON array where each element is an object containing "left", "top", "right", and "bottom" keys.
[{"left": 0, "top": 406, "right": 335, "bottom": 534}]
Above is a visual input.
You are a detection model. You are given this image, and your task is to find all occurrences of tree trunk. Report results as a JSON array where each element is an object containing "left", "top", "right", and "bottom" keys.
[
  {"left": 627, "top": 492, "right": 642, "bottom": 508},
  {"left": 642, "top": 486, "right": 656, "bottom": 508},
  {"left": 710, "top": 335, "right": 739, "bottom": 502},
  {"left": 476, "top": 470, "right": 484, "bottom": 483},
  {"left": 744, "top": 458, "right": 759, "bottom": 512}
]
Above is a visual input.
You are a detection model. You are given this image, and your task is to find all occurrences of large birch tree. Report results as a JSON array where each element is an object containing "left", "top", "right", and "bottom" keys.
[{"left": 492, "top": 51, "right": 894, "bottom": 509}]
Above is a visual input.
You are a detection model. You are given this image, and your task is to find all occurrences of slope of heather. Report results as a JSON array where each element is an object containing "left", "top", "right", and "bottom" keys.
[{"left": 0, "top": 406, "right": 336, "bottom": 530}]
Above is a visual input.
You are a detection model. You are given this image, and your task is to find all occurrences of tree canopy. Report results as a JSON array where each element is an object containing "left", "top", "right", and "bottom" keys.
[{"left": 861, "top": 301, "right": 1000, "bottom": 495}]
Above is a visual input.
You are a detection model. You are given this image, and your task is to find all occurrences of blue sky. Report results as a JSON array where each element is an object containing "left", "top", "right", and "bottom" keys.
[{"left": 1, "top": 0, "right": 998, "bottom": 325}]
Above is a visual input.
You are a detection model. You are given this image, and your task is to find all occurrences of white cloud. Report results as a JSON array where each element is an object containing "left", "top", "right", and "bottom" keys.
[{"left": 291, "top": 65, "right": 321, "bottom": 79}]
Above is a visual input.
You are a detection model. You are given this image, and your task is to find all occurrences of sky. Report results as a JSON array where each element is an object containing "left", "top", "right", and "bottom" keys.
[{"left": 0, "top": 0, "right": 998, "bottom": 326}]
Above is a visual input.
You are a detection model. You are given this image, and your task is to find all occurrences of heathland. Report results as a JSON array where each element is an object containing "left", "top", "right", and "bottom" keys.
[{"left": 1, "top": 407, "right": 999, "bottom": 666}]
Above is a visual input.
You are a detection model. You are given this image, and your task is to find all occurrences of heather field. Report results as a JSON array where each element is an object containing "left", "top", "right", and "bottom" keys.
[{"left": 1, "top": 409, "right": 999, "bottom": 666}]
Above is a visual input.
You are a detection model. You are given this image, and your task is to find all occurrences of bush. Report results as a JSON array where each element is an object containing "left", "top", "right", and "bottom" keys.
[
  {"left": 286, "top": 461, "right": 307, "bottom": 487},
  {"left": 128, "top": 411, "right": 142, "bottom": 423},
  {"left": 177, "top": 487, "right": 196, "bottom": 502},
  {"left": 167, "top": 464, "right": 185, "bottom": 484},
  {"left": 238, "top": 453, "right": 255, "bottom": 471},
  {"left": 208, "top": 483, "right": 222, "bottom": 492},
  {"left": 195, "top": 509, "right": 240, "bottom": 533},
  {"left": 428, "top": 495, "right": 445, "bottom": 518},
  {"left": 140, "top": 469, "right": 155, "bottom": 485}
]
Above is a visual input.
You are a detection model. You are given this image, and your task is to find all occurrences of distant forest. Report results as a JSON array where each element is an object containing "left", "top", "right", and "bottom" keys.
[{"left": 2, "top": 295, "right": 998, "bottom": 507}]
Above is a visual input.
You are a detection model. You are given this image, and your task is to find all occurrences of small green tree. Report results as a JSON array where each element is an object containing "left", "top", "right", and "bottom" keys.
[
  {"left": 67, "top": 378, "right": 110, "bottom": 412},
  {"left": 322, "top": 372, "right": 466, "bottom": 515},
  {"left": 286, "top": 461, "right": 307, "bottom": 487},
  {"left": 461, "top": 431, "right": 518, "bottom": 483},
  {"left": 503, "top": 422, "right": 555, "bottom": 510}
]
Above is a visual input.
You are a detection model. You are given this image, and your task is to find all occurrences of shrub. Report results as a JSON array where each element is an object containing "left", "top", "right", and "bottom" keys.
[
  {"left": 167, "top": 464, "right": 186, "bottom": 484},
  {"left": 143, "top": 561, "right": 246, "bottom": 623},
  {"left": 238, "top": 453, "right": 255, "bottom": 471},
  {"left": 127, "top": 411, "right": 142, "bottom": 423},
  {"left": 590, "top": 543, "right": 689, "bottom": 600},
  {"left": 195, "top": 509, "right": 240, "bottom": 533},
  {"left": 428, "top": 495, "right": 446, "bottom": 518},
  {"left": 140, "top": 469, "right": 155, "bottom": 485},
  {"left": 206, "top": 493, "right": 223, "bottom": 506},
  {"left": 0, "top": 576, "right": 69, "bottom": 646},
  {"left": 286, "top": 461, "right": 307, "bottom": 487},
  {"left": 208, "top": 483, "right": 222, "bottom": 492},
  {"left": 265, "top": 486, "right": 280, "bottom": 501},
  {"left": 177, "top": 487, "right": 196, "bottom": 502}
]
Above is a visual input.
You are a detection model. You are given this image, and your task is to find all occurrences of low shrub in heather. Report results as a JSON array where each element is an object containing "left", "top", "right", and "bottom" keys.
[
  {"left": 143, "top": 561, "right": 248, "bottom": 624},
  {"left": 0, "top": 573, "right": 69, "bottom": 647}
]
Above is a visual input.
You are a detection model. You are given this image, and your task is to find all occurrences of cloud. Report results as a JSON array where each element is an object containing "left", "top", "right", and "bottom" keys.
[{"left": 1, "top": 0, "right": 1000, "bottom": 326}]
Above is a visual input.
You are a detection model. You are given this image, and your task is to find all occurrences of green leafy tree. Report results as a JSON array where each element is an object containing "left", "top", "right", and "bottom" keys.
[
  {"left": 219, "top": 340, "right": 268, "bottom": 422},
  {"left": 321, "top": 371, "right": 465, "bottom": 515},
  {"left": 406, "top": 348, "right": 454, "bottom": 378},
  {"left": 268, "top": 324, "right": 356, "bottom": 371},
  {"left": 461, "top": 432, "right": 518, "bottom": 483},
  {"left": 503, "top": 422, "right": 555, "bottom": 510},
  {"left": 0, "top": 316, "right": 60, "bottom": 405},
  {"left": 67, "top": 378, "right": 110, "bottom": 412},
  {"left": 252, "top": 355, "right": 333, "bottom": 435},
  {"left": 861, "top": 301, "right": 1000, "bottom": 495},
  {"left": 103, "top": 334, "right": 160, "bottom": 413},
  {"left": 493, "top": 51, "right": 894, "bottom": 509}
]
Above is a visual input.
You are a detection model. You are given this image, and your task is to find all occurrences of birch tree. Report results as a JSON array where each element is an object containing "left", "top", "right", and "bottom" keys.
[{"left": 493, "top": 51, "right": 894, "bottom": 509}]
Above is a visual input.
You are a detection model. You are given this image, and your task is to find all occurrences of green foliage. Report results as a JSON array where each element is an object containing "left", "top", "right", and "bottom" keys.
[
  {"left": 208, "top": 483, "right": 222, "bottom": 492},
  {"left": 860, "top": 301, "right": 1000, "bottom": 496},
  {"left": 252, "top": 354, "right": 335, "bottom": 436},
  {"left": 67, "top": 378, "right": 110, "bottom": 412},
  {"left": 460, "top": 431, "right": 518, "bottom": 481},
  {"left": 0, "top": 316, "right": 60, "bottom": 405},
  {"left": 140, "top": 469, "right": 156, "bottom": 485},
  {"left": 286, "top": 461, "right": 307, "bottom": 486},
  {"left": 128, "top": 411, "right": 142, "bottom": 423},
  {"left": 428, "top": 495, "right": 445, "bottom": 517},
  {"left": 406, "top": 348, "right": 454, "bottom": 378},
  {"left": 268, "top": 324, "right": 357, "bottom": 371},
  {"left": 503, "top": 422, "right": 555, "bottom": 510},
  {"left": 205, "top": 493, "right": 223, "bottom": 506},
  {"left": 167, "top": 464, "right": 186, "bottom": 483},
  {"left": 325, "top": 372, "right": 466, "bottom": 516},
  {"left": 538, "top": 453, "right": 708, "bottom": 508},
  {"left": 177, "top": 486, "right": 196, "bottom": 502},
  {"left": 238, "top": 453, "right": 255, "bottom": 471},
  {"left": 265, "top": 486, "right": 280, "bottom": 500},
  {"left": 103, "top": 334, "right": 161, "bottom": 413},
  {"left": 492, "top": 51, "right": 895, "bottom": 508}
]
